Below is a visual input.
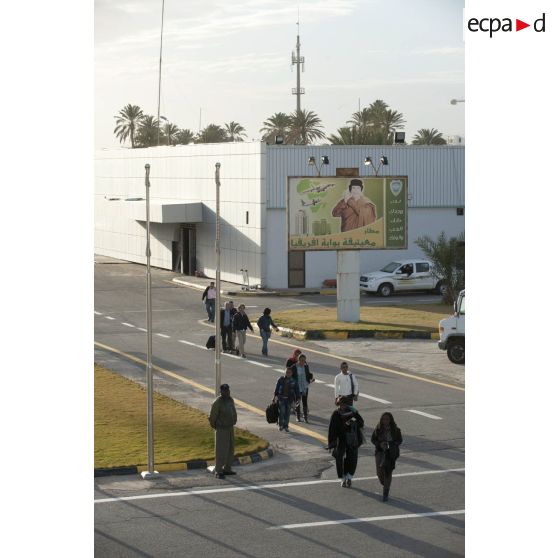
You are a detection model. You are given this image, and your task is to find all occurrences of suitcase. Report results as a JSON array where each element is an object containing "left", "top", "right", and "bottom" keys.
[{"left": 206, "top": 335, "right": 216, "bottom": 349}]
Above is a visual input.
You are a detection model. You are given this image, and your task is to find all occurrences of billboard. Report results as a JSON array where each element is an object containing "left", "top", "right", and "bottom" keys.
[{"left": 287, "top": 176, "right": 408, "bottom": 251}]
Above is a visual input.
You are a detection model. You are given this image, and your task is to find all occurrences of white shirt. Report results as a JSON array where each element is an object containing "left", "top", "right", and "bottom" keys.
[
  {"left": 334, "top": 372, "right": 359, "bottom": 398},
  {"left": 207, "top": 287, "right": 216, "bottom": 300}
]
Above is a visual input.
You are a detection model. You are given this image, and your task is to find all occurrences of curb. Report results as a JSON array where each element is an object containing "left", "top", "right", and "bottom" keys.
[
  {"left": 276, "top": 327, "right": 439, "bottom": 341},
  {"left": 171, "top": 277, "right": 336, "bottom": 297},
  {"left": 94, "top": 447, "right": 274, "bottom": 478}
]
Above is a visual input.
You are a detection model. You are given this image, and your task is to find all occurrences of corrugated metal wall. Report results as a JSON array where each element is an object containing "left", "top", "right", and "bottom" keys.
[{"left": 265, "top": 145, "right": 464, "bottom": 209}]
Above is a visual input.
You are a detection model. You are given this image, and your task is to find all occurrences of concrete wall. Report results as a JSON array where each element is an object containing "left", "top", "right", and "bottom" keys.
[{"left": 95, "top": 143, "right": 267, "bottom": 284}]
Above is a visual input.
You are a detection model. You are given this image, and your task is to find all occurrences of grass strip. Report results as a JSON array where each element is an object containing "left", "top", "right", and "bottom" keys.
[
  {"left": 273, "top": 304, "right": 451, "bottom": 332},
  {"left": 95, "top": 364, "right": 267, "bottom": 469}
]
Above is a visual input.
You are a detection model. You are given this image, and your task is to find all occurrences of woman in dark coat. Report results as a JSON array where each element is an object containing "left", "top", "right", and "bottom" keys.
[
  {"left": 371, "top": 412, "right": 403, "bottom": 501},
  {"left": 327, "top": 397, "right": 364, "bottom": 488}
]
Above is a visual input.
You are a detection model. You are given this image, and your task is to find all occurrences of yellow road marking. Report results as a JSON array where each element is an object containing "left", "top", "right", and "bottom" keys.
[
  {"left": 198, "top": 321, "right": 464, "bottom": 392},
  {"left": 94, "top": 341, "right": 328, "bottom": 444}
]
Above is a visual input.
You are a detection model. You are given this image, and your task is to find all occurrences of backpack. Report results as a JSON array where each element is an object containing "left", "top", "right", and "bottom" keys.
[
  {"left": 206, "top": 335, "right": 215, "bottom": 349},
  {"left": 266, "top": 401, "right": 279, "bottom": 424},
  {"left": 345, "top": 419, "right": 363, "bottom": 449}
]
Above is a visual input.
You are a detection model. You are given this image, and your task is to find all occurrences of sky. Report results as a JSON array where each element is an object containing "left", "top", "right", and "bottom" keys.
[{"left": 95, "top": 0, "right": 465, "bottom": 148}]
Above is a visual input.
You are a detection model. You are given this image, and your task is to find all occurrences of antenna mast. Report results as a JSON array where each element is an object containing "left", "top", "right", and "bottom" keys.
[{"left": 291, "top": 15, "right": 305, "bottom": 113}]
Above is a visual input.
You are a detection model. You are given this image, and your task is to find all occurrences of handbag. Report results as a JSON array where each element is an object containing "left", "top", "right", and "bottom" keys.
[{"left": 265, "top": 401, "right": 279, "bottom": 424}]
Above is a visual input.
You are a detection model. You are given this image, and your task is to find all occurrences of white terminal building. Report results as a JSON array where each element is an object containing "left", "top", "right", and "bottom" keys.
[{"left": 95, "top": 143, "right": 464, "bottom": 289}]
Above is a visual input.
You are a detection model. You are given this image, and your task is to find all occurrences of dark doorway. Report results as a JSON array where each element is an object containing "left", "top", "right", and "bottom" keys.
[
  {"left": 288, "top": 251, "right": 305, "bottom": 288},
  {"left": 181, "top": 226, "right": 196, "bottom": 275},
  {"left": 173, "top": 226, "right": 196, "bottom": 275}
]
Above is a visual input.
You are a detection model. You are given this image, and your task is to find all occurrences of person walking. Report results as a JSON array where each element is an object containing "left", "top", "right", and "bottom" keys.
[
  {"left": 202, "top": 281, "right": 216, "bottom": 322},
  {"left": 371, "top": 412, "right": 403, "bottom": 501},
  {"left": 208, "top": 384, "right": 238, "bottom": 479},
  {"left": 232, "top": 304, "right": 253, "bottom": 358},
  {"left": 334, "top": 362, "right": 359, "bottom": 406},
  {"left": 257, "top": 307, "right": 279, "bottom": 356},
  {"left": 220, "top": 301, "right": 237, "bottom": 352},
  {"left": 327, "top": 396, "right": 364, "bottom": 488},
  {"left": 273, "top": 367, "right": 300, "bottom": 432},
  {"left": 285, "top": 348, "right": 302, "bottom": 369},
  {"left": 290, "top": 353, "right": 315, "bottom": 423}
]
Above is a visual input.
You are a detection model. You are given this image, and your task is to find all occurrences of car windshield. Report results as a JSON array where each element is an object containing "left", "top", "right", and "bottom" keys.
[{"left": 380, "top": 262, "right": 401, "bottom": 273}]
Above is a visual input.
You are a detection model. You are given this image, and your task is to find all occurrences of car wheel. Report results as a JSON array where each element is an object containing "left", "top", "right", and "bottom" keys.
[
  {"left": 436, "top": 281, "right": 448, "bottom": 297},
  {"left": 447, "top": 338, "right": 465, "bottom": 365},
  {"left": 378, "top": 283, "right": 393, "bottom": 297}
]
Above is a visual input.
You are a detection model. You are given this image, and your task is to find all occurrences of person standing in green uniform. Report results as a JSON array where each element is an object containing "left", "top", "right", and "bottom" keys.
[{"left": 209, "top": 384, "right": 237, "bottom": 479}]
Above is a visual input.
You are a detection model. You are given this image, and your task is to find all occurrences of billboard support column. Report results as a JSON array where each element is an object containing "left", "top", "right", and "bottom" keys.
[{"left": 336, "top": 250, "right": 360, "bottom": 323}]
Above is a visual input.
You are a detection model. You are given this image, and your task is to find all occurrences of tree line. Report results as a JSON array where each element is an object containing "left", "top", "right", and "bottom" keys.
[{"left": 113, "top": 100, "right": 448, "bottom": 148}]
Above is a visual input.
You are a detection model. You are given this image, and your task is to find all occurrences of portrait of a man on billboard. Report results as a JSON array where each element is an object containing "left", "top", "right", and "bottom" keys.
[{"left": 331, "top": 178, "right": 377, "bottom": 232}]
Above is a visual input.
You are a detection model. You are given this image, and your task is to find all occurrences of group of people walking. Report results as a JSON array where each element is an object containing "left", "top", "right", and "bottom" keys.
[{"left": 202, "top": 284, "right": 279, "bottom": 358}]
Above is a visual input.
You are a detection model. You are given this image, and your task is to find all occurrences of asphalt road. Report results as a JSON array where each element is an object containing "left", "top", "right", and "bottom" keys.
[{"left": 94, "top": 259, "right": 465, "bottom": 557}]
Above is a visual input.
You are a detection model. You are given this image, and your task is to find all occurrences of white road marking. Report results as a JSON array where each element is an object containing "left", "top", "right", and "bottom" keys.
[
  {"left": 223, "top": 353, "right": 242, "bottom": 360},
  {"left": 178, "top": 340, "right": 206, "bottom": 350},
  {"left": 94, "top": 467, "right": 464, "bottom": 504},
  {"left": 313, "top": 379, "right": 325, "bottom": 384},
  {"left": 406, "top": 409, "right": 443, "bottom": 420},
  {"left": 270, "top": 509, "right": 465, "bottom": 530},
  {"left": 156, "top": 333, "right": 170, "bottom": 339},
  {"left": 358, "top": 393, "right": 392, "bottom": 405},
  {"left": 94, "top": 311, "right": 102, "bottom": 315},
  {"left": 247, "top": 360, "right": 272, "bottom": 368},
  {"left": 323, "top": 384, "right": 391, "bottom": 404},
  {"left": 105, "top": 316, "right": 115, "bottom": 320},
  {"left": 121, "top": 322, "right": 135, "bottom": 328},
  {"left": 137, "top": 327, "right": 147, "bottom": 332},
  {"left": 274, "top": 368, "right": 284, "bottom": 373}
]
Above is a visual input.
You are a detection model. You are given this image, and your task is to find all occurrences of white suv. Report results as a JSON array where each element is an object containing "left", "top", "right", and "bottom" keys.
[{"left": 360, "top": 259, "right": 446, "bottom": 297}]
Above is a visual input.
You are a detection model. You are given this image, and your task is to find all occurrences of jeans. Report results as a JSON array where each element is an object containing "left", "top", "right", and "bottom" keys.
[
  {"left": 260, "top": 330, "right": 271, "bottom": 355},
  {"left": 206, "top": 299, "right": 215, "bottom": 322},
  {"left": 278, "top": 398, "right": 291, "bottom": 429},
  {"left": 296, "top": 390, "right": 309, "bottom": 419}
]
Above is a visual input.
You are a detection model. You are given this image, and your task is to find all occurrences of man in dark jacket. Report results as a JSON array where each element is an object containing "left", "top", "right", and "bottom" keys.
[
  {"left": 232, "top": 304, "right": 253, "bottom": 357},
  {"left": 328, "top": 397, "right": 364, "bottom": 488},
  {"left": 220, "top": 301, "right": 237, "bottom": 352},
  {"left": 273, "top": 367, "right": 300, "bottom": 432},
  {"left": 257, "top": 307, "right": 279, "bottom": 356},
  {"left": 209, "top": 384, "right": 238, "bottom": 479}
]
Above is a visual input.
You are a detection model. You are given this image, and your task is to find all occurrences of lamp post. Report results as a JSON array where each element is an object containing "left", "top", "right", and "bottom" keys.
[
  {"left": 307, "top": 155, "right": 330, "bottom": 177},
  {"left": 214, "top": 163, "right": 222, "bottom": 396},
  {"left": 364, "top": 155, "right": 388, "bottom": 176},
  {"left": 141, "top": 163, "right": 158, "bottom": 479}
]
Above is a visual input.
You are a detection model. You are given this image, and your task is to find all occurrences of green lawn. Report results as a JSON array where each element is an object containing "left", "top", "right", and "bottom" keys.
[
  {"left": 95, "top": 365, "right": 268, "bottom": 469},
  {"left": 273, "top": 304, "right": 452, "bottom": 332}
]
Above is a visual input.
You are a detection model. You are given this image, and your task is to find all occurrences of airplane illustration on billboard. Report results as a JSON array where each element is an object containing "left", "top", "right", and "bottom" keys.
[
  {"left": 301, "top": 199, "right": 321, "bottom": 207},
  {"left": 301, "top": 183, "right": 335, "bottom": 194}
]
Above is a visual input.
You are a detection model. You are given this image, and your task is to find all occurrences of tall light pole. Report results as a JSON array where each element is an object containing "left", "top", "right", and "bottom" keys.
[
  {"left": 141, "top": 163, "right": 158, "bottom": 479},
  {"left": 214, "top": 163, "right": 222, "bottom": 396},
  {"left": 156, "top": 0, "right": 165, "bottom": 146}
]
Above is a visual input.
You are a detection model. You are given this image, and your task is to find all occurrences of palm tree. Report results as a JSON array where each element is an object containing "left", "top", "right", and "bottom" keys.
[
  {"left": 328, "top": 126, "right": 377, "bottom": 145},
  {"left": 412, "top": 128, "right": 447, "bottom": 145},
  {"left": 195, "top": 124, "right": 228, "bottom": 143},
  {"left": 224, "top": 121, "right": 247, "bottom": 142},
  {"left": 135, "top": 115, "right": 161, "bottom": 148},
  {"left": 346, "top": 108, "right": 373, "bottom": 129},
  {"left": 161, "top": 122, "right": 180, "bottom": 145},
  {"left": 176, "top": 129, "right": 195, "bottom": 145},
  {"left": 260, "top": 112, "right": 291, "bottom": 143},
  {"left": 113, "top": 104, "right": 144, "bottom": 148},
  {"left": 379, "top": 108, "right": 406, "bottom": 144},
  {"left": 287, "top": 109, "right": 326, "bottom": 145}
]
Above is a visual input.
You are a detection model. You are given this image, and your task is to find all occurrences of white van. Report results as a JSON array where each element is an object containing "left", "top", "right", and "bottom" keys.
[
  {"left": 438, "top": 290, "right": 465, "bottom": 364},
  {"left": 359, "top": 259, "right": 446, "bottom": 297}
]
